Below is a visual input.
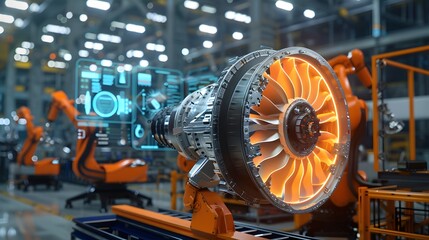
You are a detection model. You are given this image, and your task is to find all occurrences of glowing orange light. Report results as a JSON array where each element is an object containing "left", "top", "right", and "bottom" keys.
[
  {"left": 49, "top": 53, "right": 56, "bottom": 60},
  {"left": 249, "top": 56, "right": 341, "bottom": 208}
]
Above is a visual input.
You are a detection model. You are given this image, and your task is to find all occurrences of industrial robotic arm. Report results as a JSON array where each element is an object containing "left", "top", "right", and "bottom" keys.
[
  {"left": 328, "top": 49, "right": 377, "bottom": 207},
  {"left": 15, "top": 106, "right": 59, "bottom": 176},
  {"left": 15, "top": 107, "right": 44, "bottom": 166}
]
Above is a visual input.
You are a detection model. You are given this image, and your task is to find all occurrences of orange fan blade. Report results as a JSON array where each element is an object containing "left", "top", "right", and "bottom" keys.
[
  {"left": 259, "top": 151, "right": 289, "bottom": 182},
  {"left": 284, "top": 159, "right": 304, "bottom": 202},
  {"left": 319, "top": 131, "right": 337, "bottom": 141},
  {"left": 253, "top": 141, "right": 284, "bottom": 166},
  {"left": 268, "top": 62, "right": 295, "bottom": 99},
  {"left": 314, "top": 146, "right": 334, "bottom": 166},
  {"left": 249, "top": 113, "right": 279, "bottom": 125},
  {"left": 250, "top": 130, "right": 280, "bottom": 144},
  {"left": 312, "top": 91, "right": 331, "bottom": 111},
  {"left": 301, "top": 159, "right": 314, "bottom": 198},
  {"left": 317, "top": 111, "right": 337, "bottom": 124},
  {"left": 263, "top": 72, "right": 288, "bottom": 104},
  {"left": 269, "top": 158, "right": 295, "bottom": 197},
  {"left": 297, "top": 62, "right": 311, "bottom": 99},
  {"left": 252, "top": 95, "right": 283, "bottom": 115},
  {"left": 307, "top": 76, "right": 322, "bottom": 104},
  {"left": 283, "top": 58, "right": 302, "bottom": 98},
  {"left": 308, "top": 154, "right": 326, "bottom": 185}
]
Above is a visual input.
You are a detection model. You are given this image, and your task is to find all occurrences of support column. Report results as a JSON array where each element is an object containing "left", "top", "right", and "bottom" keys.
[
  {"left": 250, "top": 0, "right": 262, "bottom": 51},
  {"left": 166, "top": 0, "right": 182, "bottom": 70},
  {"left": 5, "top": 50, "right": 16, "bottom": 117}
]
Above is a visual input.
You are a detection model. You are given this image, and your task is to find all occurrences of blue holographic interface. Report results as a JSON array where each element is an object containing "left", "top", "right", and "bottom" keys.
[
  {"left": 132, "top": 67, "right": 183, "bottom": 150},
  {"left": 76, "top": 59, "right": 183, "bottom": 150},
  {"left": 76, "top": 60, "right": 133, "bottom": 124}
]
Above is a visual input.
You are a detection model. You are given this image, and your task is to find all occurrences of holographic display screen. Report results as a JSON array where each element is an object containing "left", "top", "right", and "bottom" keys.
[
  {"left": 75, "top": 60, "right": 133, "bottom": 123},
  {"left": 132, "top": 67, "right": 183, "bottom": 150}
]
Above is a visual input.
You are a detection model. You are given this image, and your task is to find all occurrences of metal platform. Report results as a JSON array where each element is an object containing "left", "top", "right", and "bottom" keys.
[{"left": 71, "top": 208, "right": 316, "bottom": 240}]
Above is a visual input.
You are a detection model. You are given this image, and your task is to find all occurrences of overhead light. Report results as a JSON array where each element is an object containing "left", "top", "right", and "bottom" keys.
[
  {"left": 181, "top": 48, "right": 189, "bottom": 56},
  {"left": 146, "top": 12, "right": 167, "bottom": 23},
  {"left": 79, "top": 50, "right": 89, "bottom": 57},
  {"left": 5, "top": 0, "right": 29, "bottom": 11},
  {"left": 203, "top": 40, "right": 213, "bottom": 48},
  {"left": 111, "top": 21, "right": 125, "bottom": 29},
  {"left": 41, "top": 34, "right": 54, "bottom": 43},
  {"left": 139, "top": 59, "right": 149, "bottom": 67},
  {"left": 133, "top": 50, "right": 144, "bottom": 58},
  {"left": 201, "top": 5, "right": 216, "bottom": 14},
  {"left": 14, "top": 18, "right": 25, "bottom": 28},
  {"left": 101, "top": 59, "right": 112, "bottom": 67},
  {"left": 79, "top": 14, "right": 88, "bottom": 22},
  {"left": 15, "top": 47, "right": 29, "bottom": 55},
  {"left": 43, "top": 24, "right": 71, "bottom": 35},
  {"left": 158, "top": 54, "right": 168, "bottom": 62},
  {"left": 66, "top": 12, "right": 73, "bottom": 19},
  {"left": 0, "top": 14, "right": 15, "bottom": 24},
  {"left": 63, "top": 53, "right": 72, "bottom": 61},
  {"left": 0, "top": 26, "right": 4, "bottom": 34},
  {"left": 14, "top": 54, "right": 21, "bottom": 61},
  {"left": 146, "top": 43, "right": 165, "bottom": 52},
  {"left": 198, "top": 24, "right": 217, "bottom": 34},
  {"left": 224, "top": 11, "right": 251, "bottom": 24},
  {"left": 29, "top": 3, "right": 40, "bottom": 12},
  {"left": 97, "top": 33, "right": 122, "bottom": 43},
  {"left": 125, "top": 23, "right": 145, "bottom": 33},
  {"left": 184, "top": 0, "right": 199, "bottom": 10},
  {"left": 275, "top": 1, "right": 293, "bottom": 11},
  {"left": 86, "top": 0, "right": 111, "bottom": 11},
  {"left": 22, "top": 41, "right": 34, "bottom": 49},
  {"left": 47, "top": 60, "right": 67, "bottom": 69},
  {"left": 232, "top": 32, "right": 243, "bottom": 40},
  {"left": 117, "top": 65, "right": 124, "bottom": 72},
  {"left": 20, "top": 55, "right": 29, "bottom": 62},
  {"left": 303, "top": 9, "right": 315, "bottom": 19},
  {"left": 85, "top": 41, "right": 104, "bottom": 50},
  {"left": 85, "top": 32, "right": 97, "bottom": 40},
  {"left": 124, "top": 64, "right": 133, "bottom": 71}
]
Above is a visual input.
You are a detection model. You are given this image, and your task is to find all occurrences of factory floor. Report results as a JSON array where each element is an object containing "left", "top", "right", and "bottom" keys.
[{"left": 0, "top": 163, "right": 347, "bottom": 240}]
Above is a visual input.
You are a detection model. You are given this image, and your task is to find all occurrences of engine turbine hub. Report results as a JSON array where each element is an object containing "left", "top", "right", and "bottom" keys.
[{"left": 151, "top": 47, "right": 351, "bottom": 213}]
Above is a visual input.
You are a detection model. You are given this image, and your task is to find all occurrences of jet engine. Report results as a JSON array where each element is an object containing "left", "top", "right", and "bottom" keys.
[{"left": 151, "top": 47, "right": 350, "bottom": 213}]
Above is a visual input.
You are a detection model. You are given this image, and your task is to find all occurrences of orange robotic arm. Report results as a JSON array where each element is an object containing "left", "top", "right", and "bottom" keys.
[
  {"left": 15, "top": 106, "right": 44, "bottom": 166},
  {"left": 328, "top": 49, "right": 374, "bottom": 207}
]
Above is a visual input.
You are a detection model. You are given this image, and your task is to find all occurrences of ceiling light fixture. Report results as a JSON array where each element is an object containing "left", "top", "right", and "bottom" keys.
[
  {"left": 303, "top": 9, "right": 315, "bottom": 19},
  {"left": 41, "top": 34, "right": 54, "bottom": 43},
  {"left": 0, "top": 14, "right": 15, "bottom": 24},
  {"left": 125, "top": 23, "right": 145, "bottom": 33},
  {"left": 184, "top": 0, "right": 199, "bottom": 10},
  {"left": 198, "top": 24, "right": 217, "bottom": 34},
  {"left": 275, "top": 1, "right": 293, "bottom": 11},
  {"left": 5, "top": 0, "right": 29, "bottom": 11},
  {"left": 86, "top": 0, "right": 111, "bottom": 11}
]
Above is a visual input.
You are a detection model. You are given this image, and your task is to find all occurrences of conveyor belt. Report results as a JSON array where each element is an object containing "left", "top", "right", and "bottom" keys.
[{"left": 71, "top": 208, "right": 316, "bottom": 240}]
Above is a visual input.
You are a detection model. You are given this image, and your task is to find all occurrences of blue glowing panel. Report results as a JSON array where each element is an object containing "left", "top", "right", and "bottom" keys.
[
  {"left": 131, "top": 67, "right": 183, "bottom": 150},
  {"left": 75, "top": 59, "right": 133, "bottom": 124}
]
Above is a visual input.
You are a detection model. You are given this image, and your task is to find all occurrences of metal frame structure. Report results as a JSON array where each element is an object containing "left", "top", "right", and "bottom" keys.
[
  {"left": 371, "top": 45, "right": 429, "bottom": 171},
  {"left": 358, "top": 186, "right": 429, "bottom": 239}
]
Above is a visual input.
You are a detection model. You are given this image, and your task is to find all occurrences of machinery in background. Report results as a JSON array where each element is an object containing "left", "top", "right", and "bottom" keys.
[
  {"left": 359, "top": 45, "right": 429, "bottom": 239},
  {"left": 47, "top": 91, "right": 152, "bottom": 212},
  {"left": 13, "top": 106, "right": 61, "bottom": 191},
  {"left": 148, "top": 47, "right": 351, "bottom": 238}
]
